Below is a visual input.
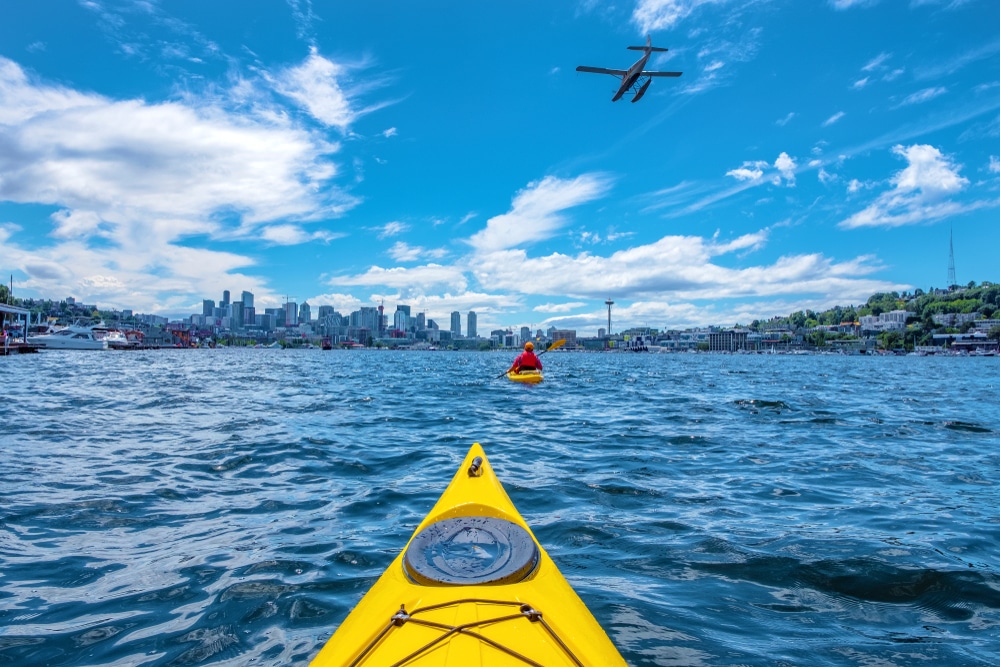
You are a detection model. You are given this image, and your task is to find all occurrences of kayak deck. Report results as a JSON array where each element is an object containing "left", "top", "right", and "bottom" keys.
[{"left": 310, "top": 444, "right": 626, "bottom": 666}]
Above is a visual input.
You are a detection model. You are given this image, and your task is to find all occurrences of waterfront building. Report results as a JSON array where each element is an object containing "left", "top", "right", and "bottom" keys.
[
  {"left": 350, "top": 307, "right": 380, "bottom": 333},
  {"left": 451, "top": 311, "right": 461, "bottom": 338},
  {"left": 709, "top": 328, "right": 750, "bottom": 352},
  {"left": 231, "top": 301, "right": 245, "bottom": 330},
  {"left": 284, "top": 302, "right": 298, "bottom": 327},
  {"left": 256, "top": 313, "right": 276, "bottom": 332},
  {"left": 549, "top": 329, "right": 577, "bottom": 349},
  {"left": 415, "top": 312, "right": 425, "bottom": 331},
  {"left": 973, "top": 318, "right": 1000, "bottom": 333},
  {"left": 202, "top": 300, "right": 214, "bottom": 317},
  {"left": 394, "top": 305, "right": 411, "bottom": 333},
  {"left": 859, "top": 310, "right": 914, "bottom": 332},
  {"left": 467, "top": 311, "right": 477, "bottom": 338}
]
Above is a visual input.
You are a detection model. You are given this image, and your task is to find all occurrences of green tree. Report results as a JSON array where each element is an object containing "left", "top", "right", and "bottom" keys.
[
  {"left": 879, "top": 331, "right": 902, "bottom": 350},
  {"left": 989, "top": 325, "right": 1000, "bottom": 341}
]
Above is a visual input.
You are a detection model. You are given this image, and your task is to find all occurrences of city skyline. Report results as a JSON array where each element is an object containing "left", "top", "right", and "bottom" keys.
[{"left": 1, "top": 2, "right": 999, "bottom": 336}]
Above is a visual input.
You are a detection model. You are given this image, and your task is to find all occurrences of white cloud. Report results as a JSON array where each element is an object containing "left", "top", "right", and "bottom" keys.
[
  {"left": 376, "top": 221, "right": 409, "bottom": 239},
  {"left": 852, "top": 77, "right": 869, "bottom": 90},
  {"left": 534, "top": 302, "right": 587, "bottom": 314},
  {"left": 822, "top": 111, "right": 846, "bottom": 127},
  {"left": 467, "top": 174, "right": 612, "bottom": 252},
  {"left": 829, "top": 0, "right": 877, "bottom": 9},
  {"left": 776, "top": 112, "right": 796, "bottom": 126},
  {"left": 470, "top": 231, "right": 898, "bottom": 305},
  {"left": 632, "top": 0, "right": 731, "bottom": 32},
  {"left": 840, "top": 144, "right": 974, "bottom": 228},
  {"left": 271, "top": 47, "right": 357, "bottom": 130},
  {"left": 259, "top": 224, "right": 344, "bottom": 245},
  {"left": 382, "top": 127, "right": 398, "bottom": 138},
  {"left": 725, "top": 154, "right": 795, "bottom": 186},
  {"left": 726, "top": 160, "right": 768, "bottom": 182},
  {"left": 774, "top": 152, "right": 797, "bottom": 186},
  {"left": 862, "top": 53, "right": 891, "bottom": 72},
  {"left": 0, "top": 55, "right": 358, "bottom": 312},
  {"left": 897, "top": 86, "right": 947, "bottom": 107},
  {"left": 990, "top": 156, "right": 1000, "bottom": 173},
  {"left": 388, "top": 241, "right": 448, "bottom": 263},
  {"left": 328, "top": 264, "right": 468, "bottom": 292}
]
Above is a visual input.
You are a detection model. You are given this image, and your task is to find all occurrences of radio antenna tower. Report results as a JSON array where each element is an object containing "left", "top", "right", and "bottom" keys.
[
  {"left": 947, "top": 224, "right": 957, "bottom": 287},
  {"left": 605, "top": 298, "right": 614, "bottom": 335}
]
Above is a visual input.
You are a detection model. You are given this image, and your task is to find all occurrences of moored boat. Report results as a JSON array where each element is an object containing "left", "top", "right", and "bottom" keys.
[
  {"left": 27, "top": 323, "right": 111, "bottom": 350},
  {"left": 310, "top": 443, "right": 627, "bottom": 666}
]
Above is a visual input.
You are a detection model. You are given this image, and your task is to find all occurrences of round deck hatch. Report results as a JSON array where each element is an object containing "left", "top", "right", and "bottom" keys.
[{"left": 403, "top": 516, "right": 540, "bottom": 586}]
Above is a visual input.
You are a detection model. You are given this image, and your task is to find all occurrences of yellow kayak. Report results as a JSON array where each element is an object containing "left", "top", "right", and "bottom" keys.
[
  {"left": 506, "top": 369, "right": 543, "bottom": 384},
  {"left": 310, "top": 443, "right": 627, "bottom": 666}
]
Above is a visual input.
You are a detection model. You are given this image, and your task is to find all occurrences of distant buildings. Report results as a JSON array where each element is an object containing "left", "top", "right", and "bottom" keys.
[
  {"left": 450, "top": 311, "right": 461, "bottom": 338},
  {"left": 468, "top": 311, "right": 477, "bottom": 339}
]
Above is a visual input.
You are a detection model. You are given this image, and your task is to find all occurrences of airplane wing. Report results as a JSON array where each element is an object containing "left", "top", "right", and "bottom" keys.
[
  {"left": 576, "top": 66, "right": 627, "bottom": 76},
  {"left": 642, "top": 70, "right": 683, "bottom": 77}
]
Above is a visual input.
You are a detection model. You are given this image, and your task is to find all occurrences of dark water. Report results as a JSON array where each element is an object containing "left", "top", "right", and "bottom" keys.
[{"left": 2, "top": 349, "right": 999, "bottom": 666}]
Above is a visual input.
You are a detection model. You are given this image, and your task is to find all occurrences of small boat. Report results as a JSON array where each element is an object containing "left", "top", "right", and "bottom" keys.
[
  {"left": 310, "top": 444, "right": 627, "bottom": 666},
  {"left": 506, "top": 369, "right": 544, "bottom": 384},
  {"left": 27, "top": 323, "right": 110, "bottom": 350}
]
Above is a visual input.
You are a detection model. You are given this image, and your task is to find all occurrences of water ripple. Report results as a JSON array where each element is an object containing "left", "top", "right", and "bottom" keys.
[{"left": 1, "top": 350, "right": 998, "bottom": 666}]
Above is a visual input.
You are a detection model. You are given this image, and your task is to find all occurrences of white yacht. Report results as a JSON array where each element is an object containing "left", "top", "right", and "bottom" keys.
[{"left": 28, "top": 324, "right": 114, "bottom": 350}]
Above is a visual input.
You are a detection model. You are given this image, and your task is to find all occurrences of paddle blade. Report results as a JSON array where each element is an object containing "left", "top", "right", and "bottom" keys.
[{"left": 543, "top": 338, "right": 566, "bottom": 354}]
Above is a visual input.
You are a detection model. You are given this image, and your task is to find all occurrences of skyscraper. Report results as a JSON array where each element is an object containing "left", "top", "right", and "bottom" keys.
[
  {"left": 284, "top": 302, "right": 298, "bottom": 327},
  {"left": 241, "top": 290, "right": 254, "bottom": 308},
  {"left": 202, "top": 299, "right": 214, "bottom": 317},
  {"left": 394, "top": 305, "right": 411, "bottom": 332},
  {"left": 467, "top": 311, "right": 477, "bottom": 338},
  {"left": 222, "top": 290, "right": 230, "bottom": 306},
  {"left": 299, "top": 301, "right": 311, "bottom": 323},
  {"left": 451, "top": 311, "right": 461, "bottom": 338}
]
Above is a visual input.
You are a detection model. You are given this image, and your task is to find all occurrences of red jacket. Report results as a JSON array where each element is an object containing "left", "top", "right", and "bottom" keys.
[{"left": 512, "top": 350, "right": 542, "bottom": 371}]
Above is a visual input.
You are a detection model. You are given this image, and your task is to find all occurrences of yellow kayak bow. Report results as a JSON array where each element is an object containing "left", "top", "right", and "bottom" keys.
[{"left": 310, "top": 443, "right": 627, "bottom": 666}]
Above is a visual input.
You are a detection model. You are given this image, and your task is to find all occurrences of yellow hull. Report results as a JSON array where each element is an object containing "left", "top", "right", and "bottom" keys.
[
  {"left": 310, "top": 444, "right": 627, "bottom": 666},
  {"left": 506, "top": 370, "right": 543, "bottom": 384}
]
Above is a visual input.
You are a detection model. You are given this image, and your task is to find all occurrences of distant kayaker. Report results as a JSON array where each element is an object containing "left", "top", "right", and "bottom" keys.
[{"left": 508, "top": 341, "right": 542, "bottom": 374}]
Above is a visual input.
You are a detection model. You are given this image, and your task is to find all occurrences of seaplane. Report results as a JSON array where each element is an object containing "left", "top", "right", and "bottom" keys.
[{"left": 576, "top": 36, "right": 682, "bottom": 103}]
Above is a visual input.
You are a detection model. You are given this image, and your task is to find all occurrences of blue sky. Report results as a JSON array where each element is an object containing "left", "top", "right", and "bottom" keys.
[{"left": 1, "top": 0, "right": 998, "bottom": 334}]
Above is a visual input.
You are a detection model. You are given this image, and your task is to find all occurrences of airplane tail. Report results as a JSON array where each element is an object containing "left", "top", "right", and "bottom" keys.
[{"left": 628, "top": 35, "right": 668, "bottom": 52}]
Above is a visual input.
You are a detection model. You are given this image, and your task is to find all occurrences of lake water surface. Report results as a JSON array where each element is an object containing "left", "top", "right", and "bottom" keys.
[{"left": 2, "top": 349, "right": 999, "bottom": 666}]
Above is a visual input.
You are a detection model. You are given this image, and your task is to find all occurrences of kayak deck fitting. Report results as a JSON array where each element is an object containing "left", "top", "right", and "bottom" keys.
[{"left": 310, "top": 443, "right": 627, "bottom": 666}]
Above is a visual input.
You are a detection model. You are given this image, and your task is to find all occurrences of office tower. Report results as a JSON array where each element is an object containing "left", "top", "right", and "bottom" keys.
[
  {"left": 450, "top": 311, "right": 461, "bottom": 337},
  {"left": 467, "top": 311, "right": 477, "bottom": 338},
  {"left": 242, "top": 291, "right": 254, "bottom": 309},
  {"left": 222, "top": 290, "right": 230, "bottom": 306},
  {"left": 284, "top": 302, "right": 298, "bottom": 327},
  {"left": 300, "top": 302, "right": 311, "bottom": 323},
  {"left": 231, "top": 301, "right": 245, "bottom": 330},
  {"left": 202, "top": 299, "right": 214, "bottom": 317}
]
